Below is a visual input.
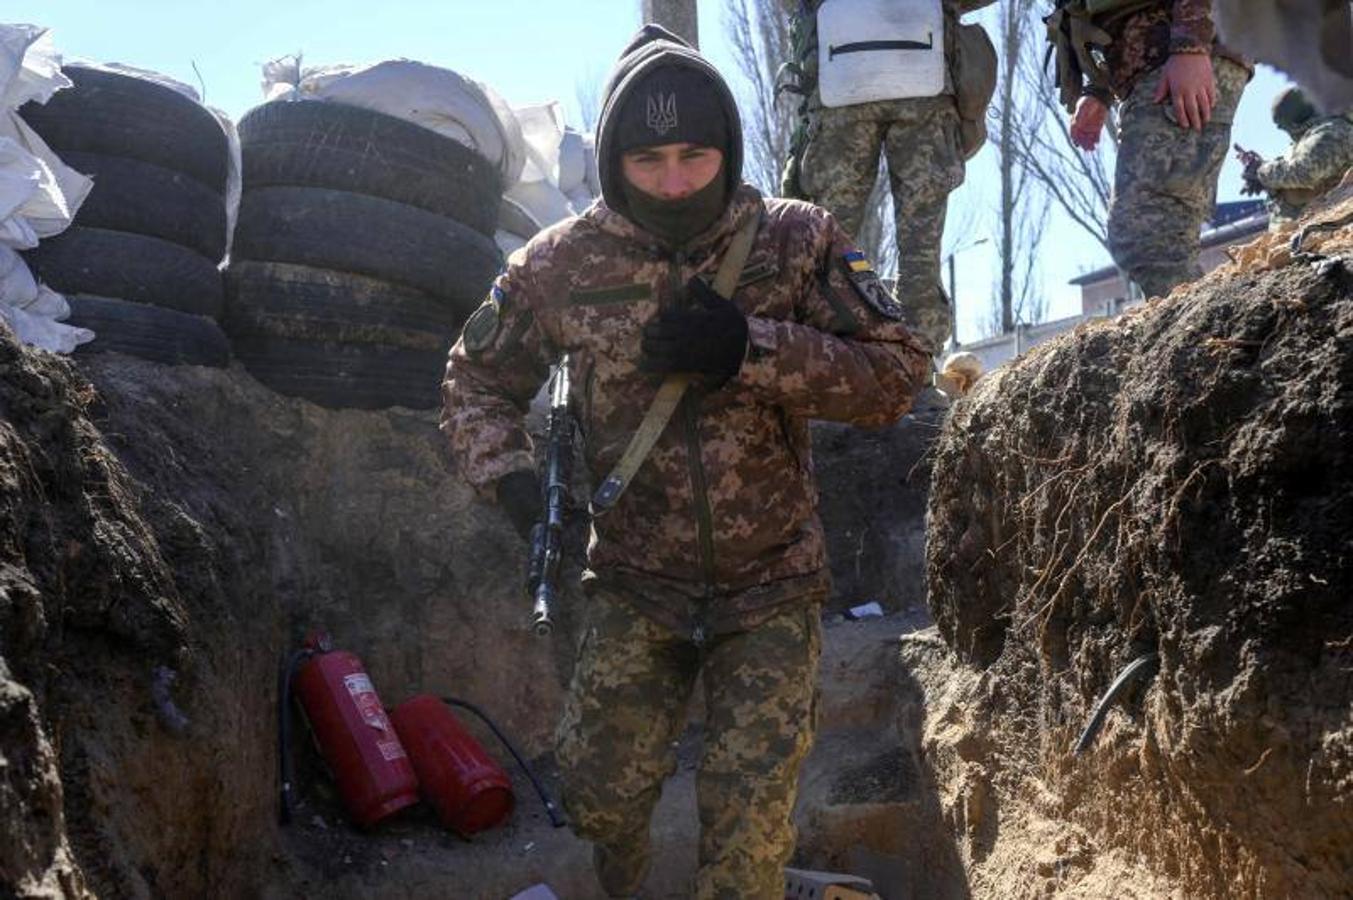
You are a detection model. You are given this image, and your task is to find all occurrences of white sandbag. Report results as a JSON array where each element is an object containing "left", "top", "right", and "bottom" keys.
[
  {"left": 565, "top": 185, "right": 597, "bottom": 215},
  {"left": 0, "top": 215, "right": 36, "bottom": 248},
  {"left": 262, "top": 56, "right": 527, "bottom": 187},
  {"left": 0, "top": 243, "right": 36, "bottom": 305},
  {"left": 0, "top": 300, "right": 93, "bottom": 353},
  {"left": 0, "top": 115, "right": 91, "bottom": 242},
  {"left": 557, "top": 127, "right": 586, "bottom": 194},
  {"left": 514, "top": 101, "right": 567, "bottom": 186},
  {"left": 0, "top": 135, "right": 39, "bottom": 221},
  {"left": 582, "top": 133, "right": 601, "bottom": 198},
  {"left": 499, "top": 195, "right": 543, "bottom": 238},
  {"left": 817, "top": 0, "right": 945, "bottom": 107},
  {"left": 0, "top": 25, "right": 70, "bottom": 109},
  {"left": 505, "top": 179, "right": 576, "bottom": 231},
  {"left": 0, "top": 26, "right": 91, "bottom": 243},
  {"left": 0, "top": 245, "right": 90, "bottom": 353},
  {"left": 495, "top": 229, "right": 529, "bottom": 256}
]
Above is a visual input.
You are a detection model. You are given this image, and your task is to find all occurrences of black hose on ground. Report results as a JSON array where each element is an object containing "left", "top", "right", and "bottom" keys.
[
  {"left": 1072, "top": 653, "right": 1159, "bottom": 755},
  {"left": 278, "top": 648, "right": 315, "bottom": 825},
  {"left": 443, "top": 697, "right": 567, "bottom": 828}
]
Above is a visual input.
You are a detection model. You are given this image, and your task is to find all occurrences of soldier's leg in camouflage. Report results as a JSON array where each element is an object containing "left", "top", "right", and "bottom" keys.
[
  {"left": 883, "top": 97, "right": 966, "bottom": 352},
  {"left": 1108, "top": 58, "right": 1251, "bottom": 299},
  {"left": 694, "top": 603, "right": 822, "bottom": 899},
  {"left": 798, "top": 102, "right": 887, "bottom": 236},
  {"left": 555, "top": 589, "right": 701, "bottom": 897}
]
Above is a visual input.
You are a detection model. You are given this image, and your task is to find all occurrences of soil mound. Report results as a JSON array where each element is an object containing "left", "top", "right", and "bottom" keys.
[{"left": 925, "top": 193, "right": 1353, "bottom": 895}]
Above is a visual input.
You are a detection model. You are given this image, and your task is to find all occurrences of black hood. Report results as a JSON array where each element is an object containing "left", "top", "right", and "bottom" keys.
[{"left": 595, "top": 24, "right": 744, "bottom": 223}]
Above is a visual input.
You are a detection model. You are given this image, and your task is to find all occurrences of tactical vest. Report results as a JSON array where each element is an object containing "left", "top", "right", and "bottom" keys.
[
  {"left": 816, "top": 0, "right": 947, "bottom": 107},
  {"left": 1043, "top": 0, "right": 1159, "bottom": 111}
]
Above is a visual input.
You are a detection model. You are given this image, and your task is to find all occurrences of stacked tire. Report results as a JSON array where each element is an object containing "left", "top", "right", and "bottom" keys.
[
  {"left": 19, "top": 66, "right": 231, "bottom": 367},
  {"left": 227, "top": 100, "right": 504, "bottom": 410}
]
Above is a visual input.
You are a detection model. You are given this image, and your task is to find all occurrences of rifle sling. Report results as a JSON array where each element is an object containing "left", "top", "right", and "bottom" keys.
[{"left": 591, "top": 212, "right": 762, "bottom": 512}]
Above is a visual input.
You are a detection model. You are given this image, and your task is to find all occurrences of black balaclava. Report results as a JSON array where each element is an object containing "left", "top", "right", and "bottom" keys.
[
  {"left": 620, "top": 162, "right": 728, "bottom": 246},
  {"left": 596, "top": 24, "right": 744, "bottom": 245}
]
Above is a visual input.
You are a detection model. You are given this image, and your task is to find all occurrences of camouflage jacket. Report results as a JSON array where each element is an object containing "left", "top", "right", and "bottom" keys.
[
  {"left": 1096, "top": 0, "right": 1249, "bottom": 101},
  {"left": 1259, "top": 115, "right": 1353, "bottom": 224},
  {"left": 441, "top": 185, "right": 930, "bottom": 636}
]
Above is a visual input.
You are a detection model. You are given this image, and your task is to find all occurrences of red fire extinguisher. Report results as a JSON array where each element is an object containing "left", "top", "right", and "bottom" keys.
[
  {"left": 279, "top": 633, "right": 419, "bottom": 827},
  {"left": 390, "top": 694, "right": 514, "bottom": 836},
  {"left": 391, "top": 695, "right": 566, "bottom": 836}
]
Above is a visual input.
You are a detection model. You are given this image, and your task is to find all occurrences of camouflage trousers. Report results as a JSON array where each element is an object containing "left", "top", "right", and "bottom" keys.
[
  {"left": 1108, "top": 57, "right": 1250, "bottom": 299},
  {"left": 796, "top": 95, "right": 965, "bottom": 352},
  {"left": 555, "top": 587, "right": 822, "bottom": 899}
]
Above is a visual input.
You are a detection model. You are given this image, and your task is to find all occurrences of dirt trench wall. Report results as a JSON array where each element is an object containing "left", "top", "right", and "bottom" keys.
[
  {"left": 0, "top": 325, "right": 578, "bottom": 898},
  {"left": 925, "top": 210, "right": 1353, "bottom": 896}
]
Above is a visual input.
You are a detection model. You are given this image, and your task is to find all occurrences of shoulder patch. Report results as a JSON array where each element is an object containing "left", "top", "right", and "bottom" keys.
[
  {"left": 840, "top": 250, "right": 904, "bottom": 320},
  {"left": 463, "top": 285, "right": 504, "bottom": 353}
]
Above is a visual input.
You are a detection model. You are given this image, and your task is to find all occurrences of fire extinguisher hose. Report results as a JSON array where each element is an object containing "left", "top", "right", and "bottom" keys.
[
  {"left": 443, "top": 697, "right": 567, "bottom": 829},
  {"left": 278, "top": 648, "right": 315, "bottom": 825}
]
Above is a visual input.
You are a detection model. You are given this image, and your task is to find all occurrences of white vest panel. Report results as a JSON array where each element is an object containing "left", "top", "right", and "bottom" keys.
[{"left": 817, "top": 0, "right": 946, "bottom": 108}]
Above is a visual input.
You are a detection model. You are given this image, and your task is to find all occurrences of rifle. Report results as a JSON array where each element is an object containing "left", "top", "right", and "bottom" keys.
[{"left": 526, "top": 356, "right": 573, "bottom": 637}]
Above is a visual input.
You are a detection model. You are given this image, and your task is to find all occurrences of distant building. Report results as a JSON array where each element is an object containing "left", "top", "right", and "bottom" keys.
[
  {"left": 1069, "top": 200, "right": 1269, "bottom": 316},
  {"left": 957, "top": 201, "right": 1269, "bottom": 372}
]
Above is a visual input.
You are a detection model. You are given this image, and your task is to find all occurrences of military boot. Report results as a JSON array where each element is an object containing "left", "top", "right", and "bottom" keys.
[{"left": 593, "top": 841, "right": 650, "bottom": 898}]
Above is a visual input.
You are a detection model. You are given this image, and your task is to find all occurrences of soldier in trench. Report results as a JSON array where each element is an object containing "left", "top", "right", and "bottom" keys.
[
  {"left": 440, "top": 23, "right": 931, "bottom": 899},
  {"left": 780, "top": 0, "right": 998, "bottom": 357},
  {"left": 1053, "top": 0, "right": 1252, "bottom": 299},
  {"left": 1238, "top": 86, "right": 1353, "bottom": 230}
]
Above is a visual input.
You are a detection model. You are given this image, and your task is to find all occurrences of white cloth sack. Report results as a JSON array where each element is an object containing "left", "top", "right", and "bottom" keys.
[
  {"left": 261, "top": 57, "right": 527, "bottom": 188},
  {"left": 504, "top": 104, "right": 598, "bottom": 234},
  {"left": 817, "top": 0, "right": 945, "bottom": 107},
  {"left": 0, "top": 25, "right": 91, "bottom": 244},
  {"left": 0, "top": 24, "right": 92, "bottom": 352},
  {"left": 515, "top": 102, "right": 564, "bottom": 186},
  {"left": 0, "top": 244, "right": 92, "bottom": 352},
  {"left": 1, "top": 25, "right": 69, "bottom": 108}
]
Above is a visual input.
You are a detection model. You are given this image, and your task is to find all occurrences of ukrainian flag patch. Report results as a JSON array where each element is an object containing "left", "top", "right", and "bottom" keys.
[{"left": 843, "top": 249, "right": 873, "bottom": 274}]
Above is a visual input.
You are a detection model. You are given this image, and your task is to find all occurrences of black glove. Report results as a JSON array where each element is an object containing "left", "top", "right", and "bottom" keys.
[
  {"left": 495, "top": 469, "right": 540, "bottom": 541},
  {"left": 1240, "top": 165, "right": 1265, "bottom": 197},
  {"left": 639, "top": 278, "right": 749, "bottom": 386}
]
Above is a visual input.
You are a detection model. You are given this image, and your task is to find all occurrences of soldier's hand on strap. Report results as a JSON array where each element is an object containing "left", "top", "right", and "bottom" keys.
[
  {"left": 1156, "top": 52, "right": 1217, "bottom": 132},
  {"left": 1071, "top": 95, "right": 1110, "bottom": 151},
  {"left": 640, "top": 278, "right": 749, "bottom": 387}
]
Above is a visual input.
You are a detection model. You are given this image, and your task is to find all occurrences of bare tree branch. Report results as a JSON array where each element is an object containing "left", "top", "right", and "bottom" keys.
[{"left": 986, "top": 0, "right": 1048, "bottom": 335}]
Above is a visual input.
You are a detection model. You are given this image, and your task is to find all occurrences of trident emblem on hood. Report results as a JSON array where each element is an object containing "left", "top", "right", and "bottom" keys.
[{"left": 646, "top": 92, "right": 678, "bottom": 135}]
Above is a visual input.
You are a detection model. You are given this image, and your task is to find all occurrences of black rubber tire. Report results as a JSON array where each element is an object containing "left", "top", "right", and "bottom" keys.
[
  {"left": 224, "top": 261, "right": 461, "bottom": 351},
  {"left": 232, "top": 335, "right": 445, "bottom": 410},
  {"left": 22, "top": 227, "right": 224, "bottom": 319},
  {"left": 19, "top": 66, "right": 229, "bottom": 195},
  {"left": 67, "top": 295, "right": 230, "bottom": 367},
  {"left": 233, "top": 186, "right": 500, "bottom": 318},
  {"left": 238, "top": 100, "right": 502, "bottom": 236},
  {"left": 62, "top": 151, "right": 228, "bottom": 261}
]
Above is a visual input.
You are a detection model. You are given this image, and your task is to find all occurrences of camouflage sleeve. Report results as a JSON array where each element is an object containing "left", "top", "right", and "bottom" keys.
[
  {"left": 735, "top": 209, "right": 932, "bottom": 429},
  {"left": 440, "top": 248, "right": 555, "bottom": 498},
  {"left": 1258, "top": 123, "right": 1353, "bottom": 192},
  {"left": 1169, "top": 0, "right": 1215, "bottom": 53}
]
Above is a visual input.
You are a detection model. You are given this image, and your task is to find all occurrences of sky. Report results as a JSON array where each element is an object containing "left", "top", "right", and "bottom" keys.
[{"left": 8, "top": 1, "right": 1298, "bottom": 343}]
